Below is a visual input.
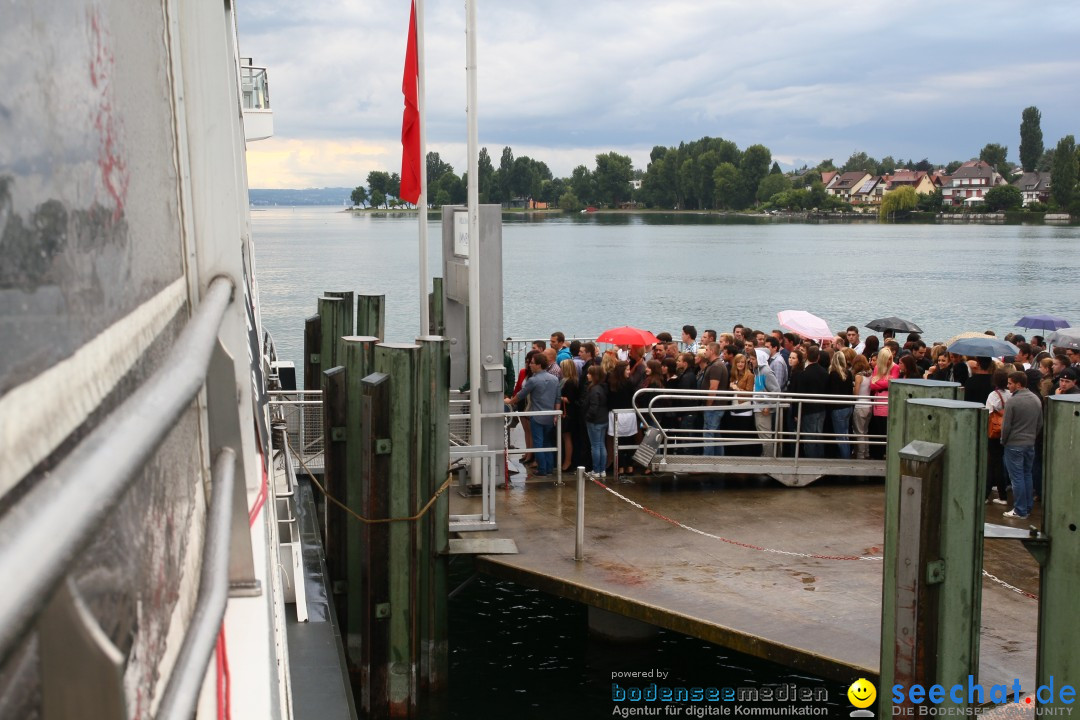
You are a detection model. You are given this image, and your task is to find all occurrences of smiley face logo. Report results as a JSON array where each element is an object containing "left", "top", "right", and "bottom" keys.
[{"left": 847, "top": 678, "right": 877, "bottom": 709}]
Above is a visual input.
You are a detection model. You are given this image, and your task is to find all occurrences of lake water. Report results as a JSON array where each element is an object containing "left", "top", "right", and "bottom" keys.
[
  {"left": 250, "top": 207, "right": 1074, "bottom": 717},
  {"left": 253, "top": 207, "right": 1079, "bottom": 388}
]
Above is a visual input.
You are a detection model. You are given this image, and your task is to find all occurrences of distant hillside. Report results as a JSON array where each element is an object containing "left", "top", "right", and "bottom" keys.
[{"left": 249, "top": 187, "right": 352, "bottom": 206}]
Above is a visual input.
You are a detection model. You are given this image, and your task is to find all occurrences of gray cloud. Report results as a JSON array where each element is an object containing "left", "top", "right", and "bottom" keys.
[{"left": 237, "top": 0, "right": 1080, "bottom": 182}]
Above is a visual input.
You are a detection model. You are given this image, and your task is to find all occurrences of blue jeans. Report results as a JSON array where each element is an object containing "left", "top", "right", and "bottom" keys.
[
  {"left": 1004, "top": 445, "right": 1035, "bottom": 517},
  {"left": 801, "top": 411, "right": 826, "bottom": 458},
  {"left": 703, "top": 409, "right": 726, "bottom": 456},
  {"left": 586, "top": 422, "right": 607, "bottom": 474},
  {"left": 830, "top": 406, "right": 853, "bottom": 459},
  {"left": 531, "top": 421, "right": 555, "bottom": 475}
]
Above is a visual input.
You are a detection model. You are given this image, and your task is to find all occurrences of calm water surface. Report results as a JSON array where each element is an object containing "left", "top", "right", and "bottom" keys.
[{"left": 253, "top": 207, "right": 1079, "bottom": 383}]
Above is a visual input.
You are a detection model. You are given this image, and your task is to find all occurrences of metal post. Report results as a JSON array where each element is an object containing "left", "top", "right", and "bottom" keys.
[
  {"left": 1036, "top": 394, "right": 1080, "bottom": 712},
  {"left": 880, "top": 396, "right": 984, "bottom": 717},
  {"left": 357, "top": 294, "right": 386, "bottom": 342},
  {"left": 555, "top": 413, "right": 563, "bottom": 485},
  {"left": 880, "top": 378, "right": 961, "bottom": 715},
  {"left": 575, "top": 466, "right": 585, "bottom": 562},
  {"left": 465, "top": 0, "right": 481, "bottom": 474}
]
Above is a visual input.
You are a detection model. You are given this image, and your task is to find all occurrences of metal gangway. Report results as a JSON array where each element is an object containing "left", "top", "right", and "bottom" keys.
[{"left": 621, "top": 387, "right": 887, "bottom": 487}]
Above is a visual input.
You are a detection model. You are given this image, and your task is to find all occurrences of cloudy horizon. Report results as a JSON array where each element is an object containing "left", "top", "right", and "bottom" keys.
[{"left": 238, "top": 0, "right": 1080, "bottom": 189}]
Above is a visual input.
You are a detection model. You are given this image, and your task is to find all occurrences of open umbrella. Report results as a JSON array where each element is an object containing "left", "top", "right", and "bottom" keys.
[
  {"left": 1016, "top": 314, "right": 1070, "bottom": 331},
  {"left": 943, "top": 331, "right": 994, "bottom": 347},
  {"left": 595, "top": 326, "right": 659, "bottom": 346},
  {"left": 947, "top": 336, "right": 1019, "bottom": 357},
  {"left": 777, "top": 310, "right": 833, "bottom": 342},
  {"left": 865, "top": 316, "right": 923, "bottom": 334},
  {"left": 1048, "top": 328, "right": 1080, "bottom": 350}
]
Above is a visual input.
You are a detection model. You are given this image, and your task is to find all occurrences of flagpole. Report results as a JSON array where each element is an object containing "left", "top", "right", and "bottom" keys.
[
  {"left": 416, "top": 0, "right": 430, "bottom": 336},
  {"left": 465, "top": 0, "right": 481, "bottom": 448}
]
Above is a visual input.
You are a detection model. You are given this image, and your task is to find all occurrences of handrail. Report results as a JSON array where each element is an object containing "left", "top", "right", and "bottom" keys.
[
  {"left": 157, "top": 447, "right": 236, "bottom": 720},
  {"left": 0, "top": 275, "right": 235, "bottom": 663}
]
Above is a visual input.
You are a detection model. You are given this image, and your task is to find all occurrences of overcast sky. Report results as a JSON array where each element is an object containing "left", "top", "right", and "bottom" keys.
[{"left": 237, "top": 0, "right": 1080, "bottom": 189}]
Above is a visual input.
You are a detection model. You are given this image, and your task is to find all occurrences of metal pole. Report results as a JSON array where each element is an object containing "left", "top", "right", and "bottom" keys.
[
  {"left": 416, "top": 0, "right": 430, "bottom": 337},
  {"left": 575, "top": 466, "right": 585, "bottom": 562},
  {"left": 465, "top": 0, "right": 481, "bottom": 455},
  {"left": 555, "top": 413, "right": 563, "bottom": 485}
]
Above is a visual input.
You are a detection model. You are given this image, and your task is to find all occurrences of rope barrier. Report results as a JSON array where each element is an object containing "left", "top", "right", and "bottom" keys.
[
  {"left": 287, "top": 436, "right": 453, "bottom": 525},
  {"left": 588, "top": 476, "right": 1041, "bottom": 600}
]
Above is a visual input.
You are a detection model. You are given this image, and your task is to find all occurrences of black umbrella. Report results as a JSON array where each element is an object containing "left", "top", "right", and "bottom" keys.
[{"left": 865, "top": 317, "right": 923, "bottom": 334}]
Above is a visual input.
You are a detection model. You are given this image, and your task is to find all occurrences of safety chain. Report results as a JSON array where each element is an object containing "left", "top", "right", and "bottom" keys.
[
  {"left": 981, "top": 569, "right": 1039, "bottom": 600},
  {"left": 286, "top": 436, "right": 453, "bottom": 525}
]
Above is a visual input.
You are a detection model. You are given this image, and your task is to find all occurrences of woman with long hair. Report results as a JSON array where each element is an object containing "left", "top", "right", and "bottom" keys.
[
  {"left": 728, "top": 352, "right": 755, "bottom": 456},
  {"left": 897, "top": 354, "right": 919, "bottom": 379},
  {"left": 868, "top": 347, "right": 894, "bottom": 459},
  {"left": 851, "top": 354, "right": 873, "bottom": 459},
  {"left": 606, "top": 361, "right": 637, "bottom": 475},
  {"left": 582, "top": 365, "right": 609, "bottom": 477},
  {"left": 827, "top": 350, "right": 855, "bottom": 459},
  {"left": 862, "top": 335, "right": 880, "bottom": 362},
  {"left": 1038, "top": 356, "right": 1055, "bottom": 398},
  {"left": 559, "top": 358, "right": 585, "bottom": 471},
  {"left": 516, "top": 349, "right": 538, "bottom": 464}
]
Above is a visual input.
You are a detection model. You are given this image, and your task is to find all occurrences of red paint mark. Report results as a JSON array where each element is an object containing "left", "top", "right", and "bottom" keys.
[
  {"left": 1025, "top": 697, "right": 1033, "bottom": 704},
  {"left": 88, "top": 8, "right": 128, "bottom": 222}
]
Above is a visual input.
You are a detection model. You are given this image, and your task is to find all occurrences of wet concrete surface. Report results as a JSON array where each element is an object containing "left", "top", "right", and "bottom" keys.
[{"left": 452, "top": 472, "right": 1040, "bottom": 689}]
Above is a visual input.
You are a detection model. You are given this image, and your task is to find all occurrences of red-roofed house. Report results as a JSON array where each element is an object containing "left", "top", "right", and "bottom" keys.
[
  {"left": 826, "top": 171, "right": 872, "bottom": 202},
  {"left": 885, "top": 170, "right": 937, "bottom": 195}
]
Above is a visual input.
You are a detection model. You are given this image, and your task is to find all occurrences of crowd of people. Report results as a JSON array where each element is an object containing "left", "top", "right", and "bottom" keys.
[{"left": 504, "top": 326, "right": 1080, "bottom": 521}]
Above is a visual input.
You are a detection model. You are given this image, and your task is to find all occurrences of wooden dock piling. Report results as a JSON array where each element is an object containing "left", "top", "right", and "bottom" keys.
[
  {"left": 357, "top": 294, "right": 386, "bottom": 341},
  {"left": 303, "top": 314, "right": 320, "bottom": 392}
]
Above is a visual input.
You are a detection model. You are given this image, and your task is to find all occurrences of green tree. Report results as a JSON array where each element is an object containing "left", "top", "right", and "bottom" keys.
[
  {"left": 712, "top": 162, "right": 739, "bottom": 209},
  {"left": 1037, "top": 148, "right": 1054, "bottom": 172},
  {"left": 388, "top": 172, "right": 401, "bottom": 204},
  {"left": 350, "top": 185, "right": 368, "bottom": 207},
  {"left": 558, "top": 190, "right": 583, "bottom": 212},
  {"left": 916, "top": 189, "right": 943, "bottom": 212},
  {"left": 841, "top": 151, "right": 876, "bottom": 174},
  {"left": 983, "top": 184, "right": 1023, "bottom": 211},
  {"left": 370, "top": 189, "right": 386, "bottom": 209},
  {"left": 807, "top": 180, "right": 828, "bottom": 209},
  {"left": 979, "top": 143, "right": 1010, "bottom": 179},
  {"left": 426, "top": 151, "right": 454, "bottom": 190},
  {"left": 570, "top": 165, "right": 595, "bottom": 205},
  {"left": 477, "top": 147, "right": 495, "bottom": 202},
  {"left": 366, "top": 170, "right": 391, "bottom": 207},
  {"left": 1050, "top": 135, "right": 1077, "bottom": 208},
  {"left": 592, "top": 151, "right": 632, "bottom": 207},
  {"left": 495, "top": 146, "right": 514, "bottom": 202},
  {"left": 770, "top": 161, "right": 783, "bottom": 175},
  {"left": 738, "top": 144, "right": 772, "bottom": 208},
  {"left": 879, "top": 186, "right": 918, "bottom": 219},
  {"left": 1019, "top": 106, "right": 1043, "bottom": 172},
  {"left": 945, "top": 160, "right": 963, "bottom": 174},
  {"left": 756, "top": 173, "right": 791, "bottom": 204},
  {"left": 915, "top": 159, "right": 933, "bottom": 172},
  {"left": 817, "top": 158, "right": 836, "bottom": 172}
]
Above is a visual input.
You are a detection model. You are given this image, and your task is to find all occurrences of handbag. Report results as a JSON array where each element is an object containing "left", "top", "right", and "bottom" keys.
[{"left": 988, "top": 391, "right": 1004, "bottom": 439}]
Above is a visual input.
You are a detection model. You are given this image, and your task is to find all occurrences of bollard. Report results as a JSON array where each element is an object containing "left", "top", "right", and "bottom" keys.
[
  {"left": 428, "top": 278, "right": 444, "bottom": 336},
  {"left": 324, "top": 291, "right": 355, "bottom": 337},
  {"left": 303, "top": 314, "right": 321, "bottom": 392},
  {"left": 358, "top": 294, "right": 386, "bottom": 341},
  {"left": 880, "top": 379, "right": 961, "bottom": 714},
  {"left": 575, "top": 467, "right": 585, "bottom": 562},
  {"left": 880, "top": 397, "right": 985, "bottom": 716},
  {"left": 1036, "top": 394, "right": 1080, "bottom": 711},
  {"left": 318, "top": 296, "right": 349, "bottom": 374}
]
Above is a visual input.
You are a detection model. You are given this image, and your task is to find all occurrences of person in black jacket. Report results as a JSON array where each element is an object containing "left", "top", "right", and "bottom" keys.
[
  {"left": 798, "top": 345, "right": 830, "bottom": 458},
  {"left": 582, "top": 365, "right": 609, "bottom": 477}
]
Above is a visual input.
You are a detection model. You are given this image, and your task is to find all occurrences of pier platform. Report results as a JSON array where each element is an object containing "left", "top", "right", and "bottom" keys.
[{"left": 452, "top": 473, "right": 1039, "bottom": 689}]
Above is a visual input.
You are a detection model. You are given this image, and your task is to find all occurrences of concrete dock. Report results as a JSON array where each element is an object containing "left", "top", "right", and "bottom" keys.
[{"left": 452, "top": 473, "right": 1039, "bottom": 688}]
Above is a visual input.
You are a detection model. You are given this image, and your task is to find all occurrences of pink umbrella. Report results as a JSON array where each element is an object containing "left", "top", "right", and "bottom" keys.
[{"left": 777, "top": 310, "right": 834, "bottom": 342}]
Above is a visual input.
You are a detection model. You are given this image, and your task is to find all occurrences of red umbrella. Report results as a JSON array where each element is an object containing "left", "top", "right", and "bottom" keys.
[{"left": 595, "top": 326, "right": 659, "bottom": 346}]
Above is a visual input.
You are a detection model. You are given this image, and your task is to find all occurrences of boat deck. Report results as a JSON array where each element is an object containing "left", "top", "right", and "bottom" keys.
[{"left": 452, "top": 473, "right": 1039, "bottom": 688}]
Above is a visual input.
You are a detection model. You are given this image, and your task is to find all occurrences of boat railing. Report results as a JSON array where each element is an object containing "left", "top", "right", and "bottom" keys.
[
  {"left": 0, "top": 276, "right": 251, "bottom": 719},
  {"left": 268, "top": 389, "right": 325, "bottom": 474}
]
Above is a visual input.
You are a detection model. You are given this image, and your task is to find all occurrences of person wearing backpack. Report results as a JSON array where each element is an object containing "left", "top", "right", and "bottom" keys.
[{"left": 984, "top": 368, "right": 1011, "bottom": 505}]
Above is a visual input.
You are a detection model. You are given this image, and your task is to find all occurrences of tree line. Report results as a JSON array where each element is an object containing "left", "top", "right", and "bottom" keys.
[{"left": 350, "top": 105, "right": 1080, "bottom": 214}]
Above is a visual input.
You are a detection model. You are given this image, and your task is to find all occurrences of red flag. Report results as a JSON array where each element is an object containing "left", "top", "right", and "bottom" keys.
[{"left": 399, "top": 1, "right": 421, "bottom": 205}]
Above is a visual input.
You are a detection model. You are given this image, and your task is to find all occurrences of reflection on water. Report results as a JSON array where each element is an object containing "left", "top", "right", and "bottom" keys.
[{"left": 441, "top": 561, "right": 847, "bottom": 719}]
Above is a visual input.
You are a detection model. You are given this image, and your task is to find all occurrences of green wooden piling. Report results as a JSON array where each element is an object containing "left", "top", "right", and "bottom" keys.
[
  {"left": 324, "top": 291, "right": 356, "bottom": 337},
  {"left": 373, "top": 342, "right": 421, "bottom": 717},
  {"left": 359, "top": 371, "right": 391, "bottom": 718},
  {"left": 1037, "top": 394, "right": 1080, "bottom": 711},
  {"left": 340, "top": 336, "right": 378, "bottom": 664},
  {"left": 321, "top": 365, "right": 347, "bottom": 625},
  {"left": 303, "top": 314, "right": 321, "bottom": 392},
  {"left": 358, "top": 294, "right": 386, "bottom": 341},
  {"left": 318, "top": 296, "right": 349, "bottom": 373},
  {"left": 880, "top": 378, "right": 961, "bottom": 713},
  {"left": 880, "top": 397, "right": 985, "bottom": 716},
  {"left": 416, "top": 336, "right": 449, "bottom": 692},
  {"left": 428, "top": 278, "right": 444, "bottom": 336}
]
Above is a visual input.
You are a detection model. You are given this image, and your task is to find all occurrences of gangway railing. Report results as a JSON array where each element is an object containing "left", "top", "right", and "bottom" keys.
[
  {"left": 0, "top": 276, "right": 250, "bottom": 716},
  {"left": 614, "top": 387, "right": 888, "bottom": 487},
  {"left": 269, "top": 389, "right": 324, "bottom": 473}
]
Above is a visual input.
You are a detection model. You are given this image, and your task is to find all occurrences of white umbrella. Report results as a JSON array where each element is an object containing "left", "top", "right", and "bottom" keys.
[{"left": 777, "top": 310, "right": 833, "bottom": 342}]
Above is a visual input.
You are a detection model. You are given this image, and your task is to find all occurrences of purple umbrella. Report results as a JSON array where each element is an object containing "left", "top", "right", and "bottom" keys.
[{"left": 1016, "top": 314, "right": 1070, "bottom": 331}]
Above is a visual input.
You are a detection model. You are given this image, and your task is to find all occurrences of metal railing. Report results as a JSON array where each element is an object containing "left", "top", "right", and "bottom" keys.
[
  {"left": 0, "top": 275, "right": 239, "bottom": 694},
  {"left": 269, "top": 390, "right": 324, "bottom": 473}
]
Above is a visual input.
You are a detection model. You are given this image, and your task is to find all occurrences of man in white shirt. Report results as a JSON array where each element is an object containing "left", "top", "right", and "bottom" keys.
[{"left": 846, "top": 326, "right": 865, "bottom": 355}]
